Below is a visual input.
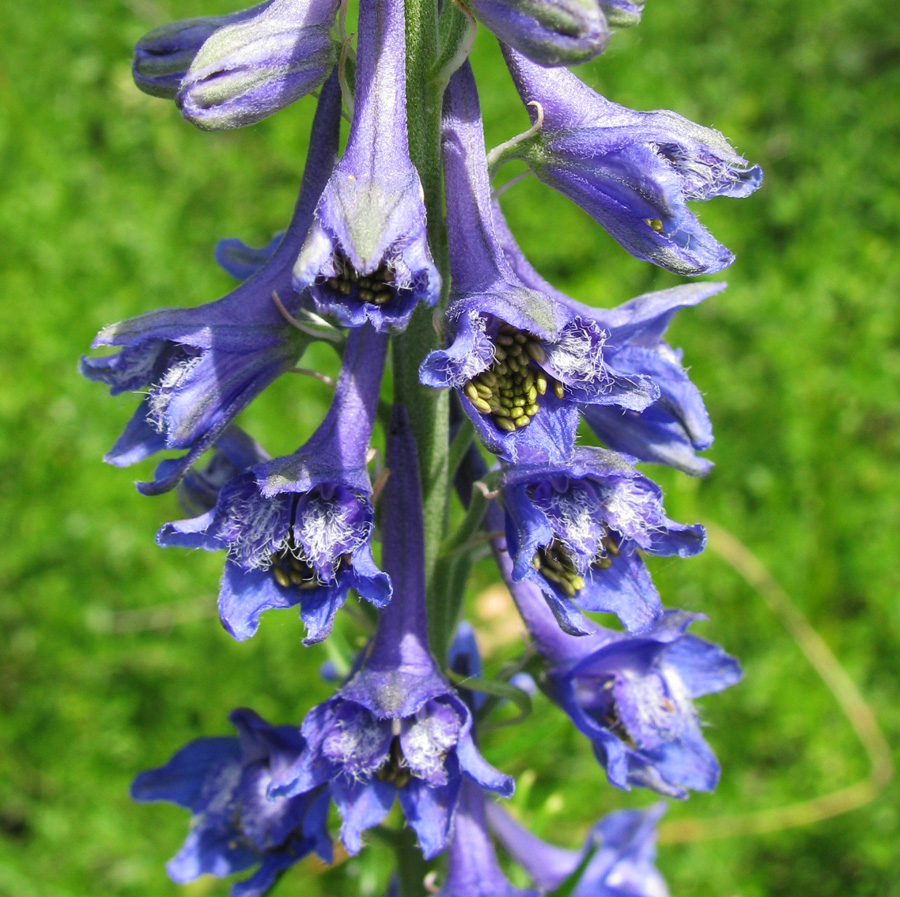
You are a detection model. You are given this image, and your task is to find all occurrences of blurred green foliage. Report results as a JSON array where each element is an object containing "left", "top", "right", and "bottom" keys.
[{"left": 1, "top": 0, "right": 899, "bottom": 896}]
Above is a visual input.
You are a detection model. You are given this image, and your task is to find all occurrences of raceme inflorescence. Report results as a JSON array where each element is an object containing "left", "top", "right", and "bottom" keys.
[{"left": 85, "top": 0, "right": 761, "bottom": 894}]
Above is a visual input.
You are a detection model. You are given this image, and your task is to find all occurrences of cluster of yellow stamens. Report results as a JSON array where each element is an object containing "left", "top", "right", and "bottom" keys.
[
  {"left": 270, "top": 548, "right": 321, "bottom": 591},
  {"left": 531, "top": 538, "right": 585, "bottom": 597},
  {"left": 463, "top": 323, "right": 564, "bottom": 433},
  {"left": 325, "top": 258, "right": 395, "bottom": 305},
  {"left": 531, "top": 531, "right": 621, "bottom": 597}
]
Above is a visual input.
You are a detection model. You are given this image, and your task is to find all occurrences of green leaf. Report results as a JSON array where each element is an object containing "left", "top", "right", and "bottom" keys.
[{"left": 448, "top": 673, "right": 533, "bottom": 727}]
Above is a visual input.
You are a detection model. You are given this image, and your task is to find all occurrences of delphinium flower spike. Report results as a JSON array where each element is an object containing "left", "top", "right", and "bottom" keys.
[
  {"left": 131, "top": 708, "right": 331, "bottom": 897},
  {"left": 156, "top": 324, "right": 392, "bottom": 644},
  {"left": 291, "top": 0, "right": 440, "bottom": 331},
  {"left": 269, "top": 409, "right": 513, "bottom": 858},
  {"left": 422, "top": 63, "right": 658, "bottom": 463},
  {"left": 81, "top": 70, "right": 343, "bottom": 496},
  {"left": 498, "top": 45, "right": 762, "bottom": 275},
  {"left": 488, "top": 801, "right": 670, "bottom": 897}
]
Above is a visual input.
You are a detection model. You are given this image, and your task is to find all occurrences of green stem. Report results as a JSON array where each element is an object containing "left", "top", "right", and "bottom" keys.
[
  {"left": 396, "top": 0, "right": 453, "bottom": 663},
  {"left": 395, "top": 824, "right": 429, "bottom": 897}
]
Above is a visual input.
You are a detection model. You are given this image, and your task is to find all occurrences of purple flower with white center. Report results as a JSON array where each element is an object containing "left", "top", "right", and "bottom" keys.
[
  {"left": 435, "top": 779, "right": 537, "bottom": 897},
  {"left": 467, "top": 0, "right": 609, "bottom": 67},
  {"left": 81, "top": 71, "right": 343, "bottom": 496},
  {"left": 421, "top": 64, "right": 657, "bottom": 464},
  {"left": 157, "top": 325, "right": 391, "bottom": 644},
  {"left": 291, "top": 0, "right": 440, "bottom": 331},
  {"left": 500, "top": 447, "right": 705, "bottom": 635},
  {"left": 499, "top": 46, "right": 762, "bottom": 276},
  {"left": 132, "top": 1, "right": 272, "bottom": 100},
  {"left": 501, "top": 559, "right": 740, "bottom": 796},
  {"left": 488, "top": 801, "right": 669, "bottom": 897},
  {"left": 269, "top": 409, "right": 513, "bottom": 858},
  {"left": 549, "top": 611, "right": 741, "bottom": 796},
  {"left": 177, "top": 0, "right": 339, "bottom": 130},
  {"left": 131, "top": 708, "right": 331, "bottom": 897},
  {"left": 492, "top": 207, "right": 720, "bottom": 475}
]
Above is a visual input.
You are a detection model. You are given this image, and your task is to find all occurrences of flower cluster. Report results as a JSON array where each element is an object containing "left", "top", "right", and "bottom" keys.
[{"left": 87, "top": 0, "right": 759, "bottom": 893}]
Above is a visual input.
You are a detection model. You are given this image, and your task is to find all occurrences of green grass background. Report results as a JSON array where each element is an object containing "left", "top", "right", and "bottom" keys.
[{"left": 2, "top": 0, "right": 899, "bottom": 895}]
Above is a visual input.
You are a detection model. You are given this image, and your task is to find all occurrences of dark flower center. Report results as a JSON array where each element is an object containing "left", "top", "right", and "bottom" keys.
[
  {"left": 592, "top": 528, "right": 620, "bottom": 570},
  {"left": 325, "top": 257, "right": 395, "bottom": 306},
  {"left": 270, "top": 548, "right": 320, "bottom": 590},
  {"left": 463, "top": 323, "right": 564, "bottom": 433},
  {"left": 532, "top": 530, "right": 621, "bottom": 596},
  {"left": 375, "top": 737, "right": 412, "bottom": 788},
  {"left": 531, "top": 538, "right": 585, "bottom": 597}
]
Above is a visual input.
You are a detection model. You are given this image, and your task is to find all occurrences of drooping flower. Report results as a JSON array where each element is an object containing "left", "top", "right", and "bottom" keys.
[
  {"left": 500, "top": 447, "right": 705, "bottom": 635},
  {"left": 499, "top": 46, "right": 762, "bottom": 276},
  {"left": 175, "top": 0, "right": 339, "bottom": 129},
  {"left": 467, "top": 0, "right": 609, "bottom": 67},
  {"left": 269, "top": 409, "right": 513, "bottom": 858},
  {"left": 131, "top": 708, "right": 331, "bottom": 897},
  {"left": 421, "top": 63, "right": 657, "bottom": 464},
  {"left": 493, "top": 549, "right": 740, "bottom": 797},
  {"left": 488, "top": 801, "right": 669, "bottom": 897},
  {"left": 493, "top": 207, "right": 720, "bottom": 475},
  {"left": 81, "top": 71, "right": 342, "bottom": 496},
  {"left": 157, "top": 325, "right": 391, "bottom": 644},
  {"left": 434, "top": 779, "right": 537, "bottom": 897},
  {"left": 291, "top": 0, "right": 440, "bottom": 331},
  {"left": 132, "top": 2, "right": 272, "bottom": 100}
]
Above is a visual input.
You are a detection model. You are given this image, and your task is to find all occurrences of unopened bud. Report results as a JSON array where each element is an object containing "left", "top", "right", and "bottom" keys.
[
  {"left": 132, "top": 2, "right": 272, "bottom": 99},
  {"left": 177, "top": 0, "right": 340, "bottom": 130},
  {"left": 469, "top": 0, "right": 610, "bottom": 66}
]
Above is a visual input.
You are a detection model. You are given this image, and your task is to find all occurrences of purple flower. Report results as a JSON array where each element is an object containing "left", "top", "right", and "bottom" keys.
[
  {"left": 500, "top": 562, "right": 740, "bottom": 797},
  {"left": 435, "top": 779, "right": 537, "bottom": 897},
  {"left": 493, "top": 207, "right": 721, "bottom": 475},
  {"left": 488, "top": 801, "right": 669, "bottom": 897},
  {"left": 549, "top": 611, "right": 741, "bottom": 796},
  {"left": 500, "top": 447, "right": 705, "bottom": 635},
  {"left": 421, "top": 64, "right": 656, "bottom": 464},
  {"left": 468, "top": 0, "right": 609, "bottom": 67},
  {"left": 81, "top": 72, "right": 342, "bottom": 496},
  {"left": 157, "top": 326, "right": 392, "bottom": 644},
  {"left": 292, "top": 0, "right": 440, "bottom": 331},
  {"left": 215, "top": 231, "right": 284, "bottom": 281},
  {"left": 132, "top": 2, "right": 273, "bottom": 100},
  {"left": 270, "top": 409, "right": 513, "bottom": 858},
  {"left": 500, "top": 47, "right": 762, "bottom": 276},
  {"left": 177, "top": 0, "right": 339, "bottom": 130},
  {"left": 131, "top": 708, "right": 331, "bottom": 897}
]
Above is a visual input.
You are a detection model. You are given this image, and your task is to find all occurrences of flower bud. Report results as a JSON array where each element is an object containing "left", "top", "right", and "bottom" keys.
[
  {"left": 177, "top": 0, "right": 340, "bottom": 130},
  {"left": 132, "top": 3, "right": 272, "bottom": 99},
  {"left": 469, "top": 0, "right": 609, "bottom": 66},
  {"left": 600, "top": 0, "right": 644, "bottom": 27}
]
